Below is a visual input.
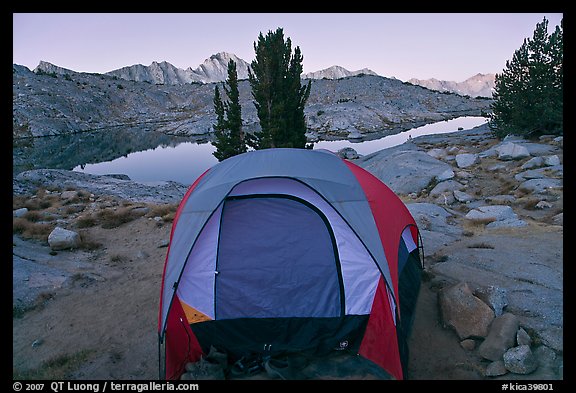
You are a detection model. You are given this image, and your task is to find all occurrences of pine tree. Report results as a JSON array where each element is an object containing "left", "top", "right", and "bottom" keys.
[
  {"left": 212, "top": 59, "right": 246, "bottom": 161},
  {"left": 248, "top": 28, "right": 312, "bottom": 149},
  {"left": 490, "top": 17, "right": 563, "bottom": 138}
]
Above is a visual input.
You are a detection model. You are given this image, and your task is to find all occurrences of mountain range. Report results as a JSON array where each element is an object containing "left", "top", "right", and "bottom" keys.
[
  {"left": 408, "top": 73, "right": 495, "bottom": 98},
  {"left": 14, "top": 58, "right": 492, "bottom": 143},
  {"left": 32, "top": 52, "right": 494, "bottom": 97}
]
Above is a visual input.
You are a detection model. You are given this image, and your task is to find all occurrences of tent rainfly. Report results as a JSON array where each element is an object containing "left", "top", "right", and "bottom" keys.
[{"left": 158, "top": 148, "right": 423, "bottom": 380}]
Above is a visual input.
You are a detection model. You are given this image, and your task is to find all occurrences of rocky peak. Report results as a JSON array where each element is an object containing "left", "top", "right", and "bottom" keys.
[
  {"left": 191, "top": 52, "right": 252, "bottom": 82},
  {"left": 33, "top": 61, "right": 77, "bottom": 76},
  {"left": 408, "top": 73, "right": 496, "bottom": 98},
  {"left": 302, "top": 65, "right": 378, "bottom": 80}
]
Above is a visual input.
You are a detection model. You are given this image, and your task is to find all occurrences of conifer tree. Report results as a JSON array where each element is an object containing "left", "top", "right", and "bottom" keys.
[
  {"left": 490, "top": 17, "right": 563, "bottom": 138},
  {"left": 248, "top": 28, "right": 312, "bottom": 149},
  {"left": 212, "top": 59, "right": 246, "bottom": 161}
]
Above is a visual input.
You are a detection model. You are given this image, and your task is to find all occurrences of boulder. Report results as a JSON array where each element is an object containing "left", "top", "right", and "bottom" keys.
[
  {"left": 514, "top": 142, "right": 556, "bottom": 156},
  {"left": 337, "top": 147, "right": 359, "bottom": 160},
  {"left": 436, "top": 168, "right": 455, "bottom": 182},
  {"left": 455, "top": 170, "right": 473, "bottom": 179},
  {"left": 48, "top": 227, "right": 81, "bottom": 251},
  {"left": 478, "top": 313, "right": 519, "bottom": 361},
  {"left": 514, "top": 168, "right": 547, "bottom": 181},
  {"left": 357, "top": 149, "right": 454, "bottom": 195},
  {"left": 429, "top": 180, "right": 464, "bottom": 196},
  {"left": 486, "top": 218, "right": 527, "bottom": 229},
  {"left": 485, "top": 360, "right": 508, "bottom": 377},
  {"left": 496, "top": 142, "right": 530, "bottom": 161},
  {"left": 516, "top": 328, "right": 532, "bottom": 346},
  {"left": 406, "top": 203, "right": 459, "bottom": 234},
  {"left": 460, "top": 339, "right": 476, "bottom": 351},
  {"left": 433, "top": 192, "right": 455, "bottom": 206},
  {"left": 438, "top": 282, "right": 495, "bottom": 340},
  {"left": 455, "top": 153, "right": 479, "bottom": 168},
  {"left": 503, "top": 345, "right": 538, "bottom": 375},
  {"left": 465, "top": 205, "right": 517, "bottom": 222},
  {"left": 453, "top": 190, "right": 474, "bottom": 203},
  {"left": 474, "top": 286, "right": 508, "bottom": 317},
  {"left": 519, "top": 178, "right": 562, "bottom": 194},
  {"left": 543, "top": 155, "right": 560, "bottom": 166},
  {"left": 535, "top": 201, "right": 553, "bottom": 209},
  {"left": 479, "top": 147, "right": 498, "bottom": 158},
  {"left": 13, "top": 207, "right": 28, "bottom": 217},
  {"left": 521, "top": 157, "right": 544, "bottom": 170},
  {"left": 427, "top": 148, "right": 447, "bottom": 159}
]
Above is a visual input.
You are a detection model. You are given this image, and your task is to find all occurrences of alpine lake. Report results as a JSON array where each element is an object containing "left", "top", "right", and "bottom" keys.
[{"left": 13, "top": 116, "right": 488, "bottom": 186}]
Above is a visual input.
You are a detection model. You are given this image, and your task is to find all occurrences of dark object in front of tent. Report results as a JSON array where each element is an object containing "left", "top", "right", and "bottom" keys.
[
  {"left": 180, "top": 346, "right": 227, "bottom": 380},
  {"left": 180, "top": 347, "right": 394, "bottom": 380},
  {"left": 191, "top": 315, "right": 369, "bottom": 364}
]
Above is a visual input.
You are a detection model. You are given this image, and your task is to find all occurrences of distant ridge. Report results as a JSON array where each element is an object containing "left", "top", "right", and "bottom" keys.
[
  {"left": 301, "top": 65, "right": 378, "bottom": 80},
  {"left": 408, "top": 73, "right": 496, "bottom": 98},
  {"left": 28, "top": 55, "right": 493, "bottom": 96}
]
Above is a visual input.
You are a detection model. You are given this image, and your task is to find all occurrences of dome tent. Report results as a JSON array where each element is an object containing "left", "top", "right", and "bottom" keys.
[{"left": 158, "top": 148, "right": 423, "bottom": 380}]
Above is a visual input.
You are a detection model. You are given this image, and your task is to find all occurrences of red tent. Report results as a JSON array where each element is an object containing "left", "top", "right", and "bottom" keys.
[{"left": 158, "top": 148, "right": 423, "bottom": 380}]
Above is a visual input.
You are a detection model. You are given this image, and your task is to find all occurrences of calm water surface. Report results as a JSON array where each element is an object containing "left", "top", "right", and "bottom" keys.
[{"left": 73, "top": 116, "right": 488, "bottom": 186}]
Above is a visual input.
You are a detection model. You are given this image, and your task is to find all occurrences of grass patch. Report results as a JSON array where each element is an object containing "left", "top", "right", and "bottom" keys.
[
  {"left": 465, "top": 217, "right": 497, "bottom": 227},
  {"left": 13, "top": 292, "right": 54, "bottom": 319},
  {"left": 22, "top": 210, "right": 43, "bottom": 222},
  {"left": 515, "top": 187, "right": 531, "bottom": 198},
  {"left": 64, "top": 204, "right": 85, "bottom": 215},
  {"left": 109, "top": 253, "right": 129, "bottom": 264},
  {"left": 521, "top": 197, "right": 543, "bottom": 211},
  {"left": 13, "top": 218, "right": 55, "bottom": 241},
  {"left": 13, "top": 195, "right": 28, "bottom": 210},
  {"left": 96, "top": 207, "right": 137, "bottom": 229},
  {"left": 428, "top": 253, "right": 448, "bottom": 264},
  {"left": 14, "top": 191, "right": 61, "bottom": 211},
  {"left": 467, "top": 242, "right": 495, "bottom": 249},
  {"left": 39, "top": 199, "right": 55, "bottom": 209},
  {"left": 462, "top": 217, "right": 497, "bottom": 236},
  {"left": 78, "top": 231, "right": 102, "bottom": 250},
  {"left": 76, "top": 215, "right": 97, "bottom": 228},
  {"left": 497, "top": 177, "right": 517, "bottom": 194},
  {"left": 147, "top": 203, "right": 178, "bottom": 223},
  {"left": 13, "top": 349, "right": 95, "bottom": 380}
]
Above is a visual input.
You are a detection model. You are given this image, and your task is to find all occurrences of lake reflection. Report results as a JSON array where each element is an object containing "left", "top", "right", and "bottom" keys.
[{"left": 13, "top": 116, "right": 487, "bottom": 186}]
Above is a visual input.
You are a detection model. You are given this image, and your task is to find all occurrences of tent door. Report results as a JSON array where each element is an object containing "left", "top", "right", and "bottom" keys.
[{"left": 214, "top": 195, "right": 344, "bottom": 320}]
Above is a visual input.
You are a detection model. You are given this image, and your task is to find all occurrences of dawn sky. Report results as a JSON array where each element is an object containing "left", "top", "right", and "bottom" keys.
[{"left": 13, "top": 13, "right": 563, "bottom": 82}]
